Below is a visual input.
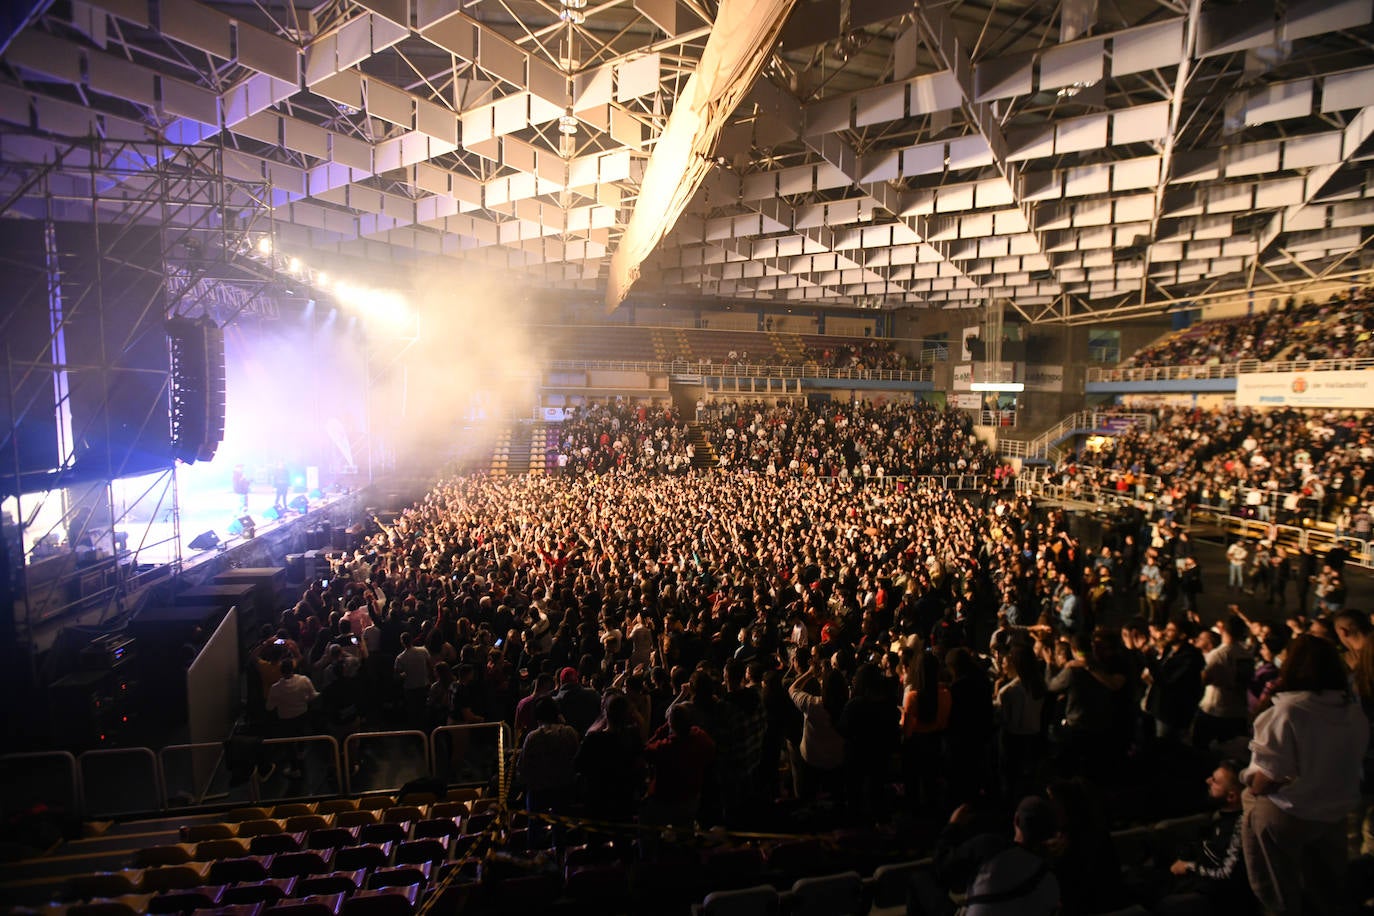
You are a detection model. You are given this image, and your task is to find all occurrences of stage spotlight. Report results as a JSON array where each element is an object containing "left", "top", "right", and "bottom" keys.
[
  {"left": 188, "top": 530, "right": 220, "bottom": 551},
  {"left": 256, "top": 236, "right": 272, "bottom": 255},
  {"left": 288, "top": 256, "right": 302, "bottom": 274},
  {"left": 316, "top": 271, "right": 329, "bottom": 289},
  {"left": 227, "top": 515, "right": 256, "bottom": 538}
]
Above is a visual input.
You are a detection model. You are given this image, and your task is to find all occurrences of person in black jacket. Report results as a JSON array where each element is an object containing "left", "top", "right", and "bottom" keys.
[
  {"left": 1144, "top": 617, "right": 1205, "bottom": 743},
  {"left": 1156, "top": 761, "right": 1256, "bottom": 915},
  {"left": 910, "top": 796, "right": 1062, "bottom": 916},
  {"left": 838, "top": 662, "right": 899, "bottom": 822}
]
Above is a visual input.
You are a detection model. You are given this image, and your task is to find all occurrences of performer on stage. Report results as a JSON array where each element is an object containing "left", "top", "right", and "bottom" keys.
[
  {"left": 232, "top": 464, "right": 251, "bottom": 511},
  {"left": 272, "top": 462, "right": 290, "bottom": 511}
]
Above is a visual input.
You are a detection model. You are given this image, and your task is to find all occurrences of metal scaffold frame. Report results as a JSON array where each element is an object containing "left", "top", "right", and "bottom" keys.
[{"left": 0, "top": 133, "right": 276, "bottom": 666}]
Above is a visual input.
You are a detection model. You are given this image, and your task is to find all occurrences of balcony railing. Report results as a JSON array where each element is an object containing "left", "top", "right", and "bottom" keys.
[
  {"left": 547, "top": 359, "right": 934, "bottom": 382},
  {"left": 1087, "top": 355, "right": 1374, "bottom": 383}
]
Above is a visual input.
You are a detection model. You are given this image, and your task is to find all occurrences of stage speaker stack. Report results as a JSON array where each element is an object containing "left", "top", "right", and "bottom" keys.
[{"left": 167, "top": 317, "right": 226, "bottom": 463}]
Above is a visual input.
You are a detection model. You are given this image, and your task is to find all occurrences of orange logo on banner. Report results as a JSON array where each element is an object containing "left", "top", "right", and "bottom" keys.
[{"left": 1291, "top": 377, "right": 1308, "bottom": 393}]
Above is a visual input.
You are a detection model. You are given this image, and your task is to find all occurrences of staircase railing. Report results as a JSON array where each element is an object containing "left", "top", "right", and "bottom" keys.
[{"left": 998, "top": 411, "right": 1155, "bottom": 462}]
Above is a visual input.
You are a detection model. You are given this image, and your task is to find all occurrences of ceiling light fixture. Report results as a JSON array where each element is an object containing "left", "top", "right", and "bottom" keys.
[
  {"left": 559, "top": 108, "right": 579, "bottom": 135},
  {"left": 559, "top": 0, "right": 587, "bottom": 23}
]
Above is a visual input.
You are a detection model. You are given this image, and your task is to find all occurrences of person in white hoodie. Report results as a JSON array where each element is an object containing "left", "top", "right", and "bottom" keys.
[{"left": 1241, "top": 634, "right": 1369, "bottom": 916}]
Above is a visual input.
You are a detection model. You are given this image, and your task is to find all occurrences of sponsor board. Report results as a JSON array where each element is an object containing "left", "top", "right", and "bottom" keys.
[
  {"left": 1235, "top": 370, "right": 1374, "bottom": 409},
  {"left": 1023, "top": 364, "right": 1064, "bottom": 392},
  {"left": 952, "top": 363, "right": 974, "bottom": 391},
  {"left": 953, "top": 393, "right": 982, "bottom": 409}
]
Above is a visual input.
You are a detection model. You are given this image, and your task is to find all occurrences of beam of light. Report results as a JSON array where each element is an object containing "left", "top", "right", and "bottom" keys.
[{"left": 604, "top": 0, "right": 799, "bottom": 312}]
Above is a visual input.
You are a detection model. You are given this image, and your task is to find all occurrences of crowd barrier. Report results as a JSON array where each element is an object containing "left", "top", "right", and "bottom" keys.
[
  {"left": 547, "top": 358, "right": 933, "bottom": 382},
  {"left": 1017, "top": 478, "right": 1374, "bottom": 570},
  {"left": 0, "top": 723, "right": 511, "bottom": 820},
  {"left": 1087, "top": 355, "right": 1374, "bottom": 383}
]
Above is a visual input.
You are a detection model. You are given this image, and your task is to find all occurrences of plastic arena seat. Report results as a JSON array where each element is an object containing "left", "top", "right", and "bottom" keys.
[
  {"left": 306, "top": 827, "right": 359, "bottom": 851},
  {"left": 141, "top": 864, "right": 212, "bottom": 893},
  {"left": 284, "top": 815, "right": 332, "bottom": 834},
  {"left": 182, "top": 824, "right": 236, "bottom": 843},
  {"left": 333, "top": 811, "right": 377, "bottom": 829},
  {"left": 427, "top": 801, "right": 468, "bottom": 820},
  {"left": 235, "top": 819, "right": 285, "bottom": 838},
  {"left": 292, "top": 870, "right": 367, "bottom": 897},
  {"left": 789, "top": 871, "right": 865, "bottom": 916},
  {"left": 65, "top": 898, "right": 153, "bottom": 916},
  {"left": 207, "top": 856, "right": 272, "bottom": 885},
  {"left": 220, "top": 877, "right": 298, "bottom": 905},
  {"left": 268, "top": 894, "right": 347, "bottom": 916},
  {"left": 315, "top": 800, "right": 358, "bottom": 816},
  {"left": 136, "top": 845, "right": 195, "bottom": 868},
  {"left": 694, "top": 884, "right": 780, "bottom": 916},
  {"left": 366, "top": 864, "right": 431, "bottom": 890},
  {"left": 338, "top": 885, "right": 419, "bottom": 916},
  {"left": 249, "top": 832, "right": 305, "bottom": 855},
  {"left": 193, "top": 839, "right": 249, "bottom": 862},
  {"left": 224, "top": 808, "right": 273, "bottom": 824},
  {"left": 393, "top": 838, "right": 448, "bottom": 866},
  {"left": 869, "top": 860, "right": 929, "bottom": 914},
  {"left": 146, "top": 885, "right": 224, "bottom": 914},
  {"left": 331, "top": 843, "right": 392, "bottom": 873},
  {"left": 380, "top": 806, "right": 424, "bottom": 825},
  {"left": 269, "top": 851, "right": 333, "bottom": 879},
  {"left": 272, "top": 804, "right": 317, "bottom": 819},
  {"left": 357, "top": 823, "right": 407, "bottom": 846},
  {"left": 411, "top": 818, "right": 460, "bottom": 841}
]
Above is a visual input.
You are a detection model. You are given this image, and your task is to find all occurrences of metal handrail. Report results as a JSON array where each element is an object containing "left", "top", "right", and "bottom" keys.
[
  {"left": 79, "top": 746, "right": 164, "bottom": 816},
  {"left": 343, "top": 729, "right": 429, "bottom": 796},
  {"left": 547, "top": 359, "right": 933, "bottom": 382},
  {"left": 0, "top": 750, "right": 81, "bottom": 817},
  {"left": 160, "top": 735, "right": 344, "bottom": 807},
  {"left": 429, "top": 723, "right": 511, "bottom": 788},
  {"left": 998, "top": 411, "right": 1155, "bottom": 462},
  {"left": 1087, "top": 355, "right": 1374, "bottom": 383},
  {"left": 1017, "top": 477, "right": 1373, "bottom": 570}
]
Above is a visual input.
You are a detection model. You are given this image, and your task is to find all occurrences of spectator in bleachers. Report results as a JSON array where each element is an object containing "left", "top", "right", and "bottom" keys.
[{"left": 1120, "top": 287, "right": 1373, "bottom": 369}]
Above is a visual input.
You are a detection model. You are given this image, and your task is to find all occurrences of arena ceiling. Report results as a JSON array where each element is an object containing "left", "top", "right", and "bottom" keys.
[{"left": 1, "top": 0, "right": 1374, "bottom": 321}]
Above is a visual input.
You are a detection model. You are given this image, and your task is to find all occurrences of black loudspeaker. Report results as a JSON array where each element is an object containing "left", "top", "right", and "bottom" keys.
[
  {"left": 289, "top": 495, "right": 309, "bottom": 514},
  {"left": 188, "top": 530, "right": 220, "bottom": 551},
  {"left": 168, "top": 317, "right": 226, "bottom": 463}
]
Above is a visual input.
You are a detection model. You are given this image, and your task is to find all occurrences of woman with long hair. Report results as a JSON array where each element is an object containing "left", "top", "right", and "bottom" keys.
[
  {"left": 1241, "top": 634, "right": 1368, "bottom": 915},
  {"left": 997, "top": 644, "right": 1047, "bottom": 801},
  {"left": 1334, "top": 608, "right": 1374, "bottom": 856},
  {"left": 900, "top": 647, "right": 951, "bottom": 813}
]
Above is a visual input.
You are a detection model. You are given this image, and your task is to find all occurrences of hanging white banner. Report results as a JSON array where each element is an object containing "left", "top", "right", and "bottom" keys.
[{"left": 1235, "top": 369, "right": 1374, "bottom": 408}]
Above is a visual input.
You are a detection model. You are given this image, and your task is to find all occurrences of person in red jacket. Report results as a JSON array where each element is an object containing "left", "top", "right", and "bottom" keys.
[{"left": 641, "top": 702, "right": 716, "bottom": 829}]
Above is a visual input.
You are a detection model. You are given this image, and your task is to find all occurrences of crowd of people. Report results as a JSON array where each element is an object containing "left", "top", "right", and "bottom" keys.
[
  {"left": 243, "top": 427, "right": 1374, "bottom": 914},
  {"left": 1042, "top": 405, "right": 1374, "bottom": 527},
  {"left": 694, "top": 400, "right": 1002, "bottom": 480},
  {"left": 799, "top": 338, "right": 914, "bottom": 372},
  {"left": 1120, "top": 289, "right": 1374, "bottom": 369}
]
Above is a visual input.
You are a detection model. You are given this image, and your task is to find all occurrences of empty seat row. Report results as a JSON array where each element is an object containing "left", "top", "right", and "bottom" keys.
[
  {"left": 50, "top": 883, "right": 418, "bottom": 916},
  {"left": 180, "top": 806, "right": 491, "bottom": 844}
]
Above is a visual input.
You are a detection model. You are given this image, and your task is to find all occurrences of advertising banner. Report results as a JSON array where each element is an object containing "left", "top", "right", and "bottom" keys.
[
  {"left": 953, "top": 393, "right": 982, "bottom": 409},
  {"left": 1023, "top": 364, "right": 1064, "bottom": 392},
  {"left": 952, "top": 363, "right": 974, "bottom": 391},
  {"left": 1235, "top": 370, "right": 1374, "bottom": 408}
]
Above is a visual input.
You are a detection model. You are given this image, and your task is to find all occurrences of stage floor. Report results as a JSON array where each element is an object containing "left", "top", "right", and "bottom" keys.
[{"left": 123, "top": 482, "right": 348, "bottom": 568}]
